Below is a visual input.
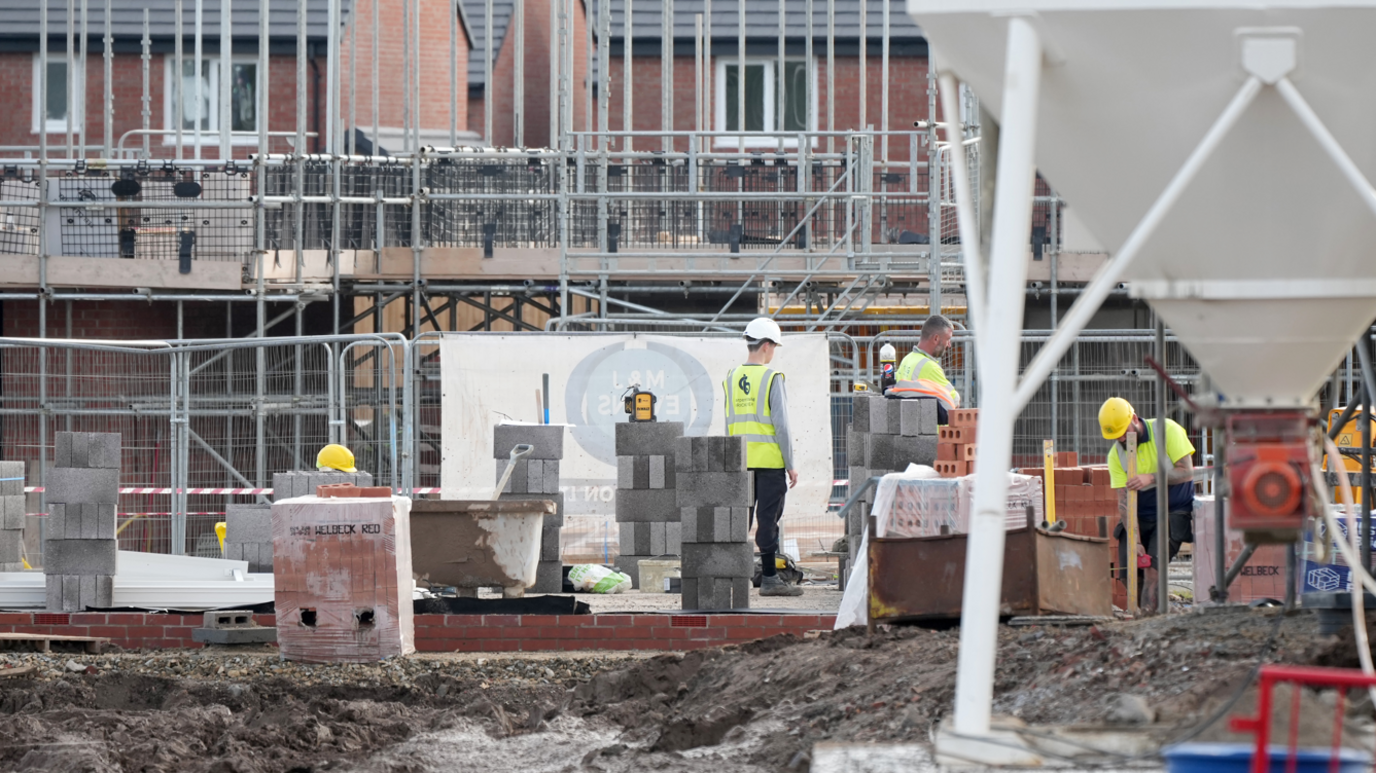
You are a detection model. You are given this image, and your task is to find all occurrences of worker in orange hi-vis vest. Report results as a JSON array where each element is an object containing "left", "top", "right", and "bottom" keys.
[{"left": 888, "top": 314, "right": 960, "bottom": 425}]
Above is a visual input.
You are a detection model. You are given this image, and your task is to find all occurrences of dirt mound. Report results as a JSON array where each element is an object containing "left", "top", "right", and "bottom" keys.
[{"left": 570, "top": 609, "right": 1338, "bottom": 770}]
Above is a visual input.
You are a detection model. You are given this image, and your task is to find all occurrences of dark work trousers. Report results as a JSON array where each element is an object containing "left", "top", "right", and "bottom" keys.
[
  {"left": 1114, "top": 509, "right": 1194, "bottom": 588},
  {"left": 750, "top": 468, "right": 789, "bottom": 576}
]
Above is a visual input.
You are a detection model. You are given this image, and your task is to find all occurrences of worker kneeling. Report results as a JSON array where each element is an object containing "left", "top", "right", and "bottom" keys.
[{"left": 1100, "top": 397, "right": 1195, "bottom": 613}]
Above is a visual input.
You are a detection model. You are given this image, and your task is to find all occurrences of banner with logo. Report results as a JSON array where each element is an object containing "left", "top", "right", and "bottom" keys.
[{"left": 439, "top": 333, "right": 834, "bottom": 519}]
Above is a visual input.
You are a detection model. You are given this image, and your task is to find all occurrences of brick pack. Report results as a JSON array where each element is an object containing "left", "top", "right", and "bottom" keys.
[
  {"left": 613, "top": 421, "right": 683, "bottom": 589},
  {"left": 45, "top": 432, "right": 121, "bottom": 611},
  {"left": 675, "top": 435, "right": 751, "bottom": 609},
  {"left": 272, "top": 495, "right": 414, "bottom": 663},
  {"left": 494, "top": 423, "right": 566, "bottom": 592}
]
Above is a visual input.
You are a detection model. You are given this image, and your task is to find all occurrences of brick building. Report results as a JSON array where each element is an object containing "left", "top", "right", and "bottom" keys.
[{"left": 0, "top": 0, "right": 475, "bottom": 159}]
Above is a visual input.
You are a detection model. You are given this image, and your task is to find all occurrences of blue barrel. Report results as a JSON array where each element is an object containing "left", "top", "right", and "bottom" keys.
[{"left": 1163, "top": 743, "right": 1371, "bottom": 773}]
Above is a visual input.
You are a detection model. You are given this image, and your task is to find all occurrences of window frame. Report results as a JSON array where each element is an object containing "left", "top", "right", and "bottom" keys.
[
  {"left": 31, "top": 54, "right": 84, "bottom": 134},
  {"left": 713, "top": 57, "right": 817, "bottom": 149},
  {"left": 161, "top": 54, "right": 262, "bottom": 145}
]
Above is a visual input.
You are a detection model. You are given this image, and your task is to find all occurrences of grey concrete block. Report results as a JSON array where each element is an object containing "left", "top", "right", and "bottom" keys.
[
  {"left": 731, "top": 507, "right": 749, "bottom": 542},
  {"left": 733, "top": 577, "right": 751, "bottom": 610},
  {"left": 494, "top": 424, "right": 565, "bottom": 460},
  {"left": 885, "top": 397, "right": 904, "bottom": 435},
  {"left": 625, "top": 456, "right": 650, "bottom": 490},
  {"left": 866, "top": 434, "right": 898, "bottom": 471},
  {"left": 900, "top": 399, "right": 934, "bottom": 437},
  {"left": 649, "top": 521, "right": 667, "bottom": 556},
  {"left": 614, "top": 489, "right": 679, "bottom": 522},
  {"left": 892, "top": 434, "right": 939, "bottom": 467},
  {"left": 75, "top": 503, "right": 106, "bottom": 540},
  {"left": 666, "top": 522, "right": 681, "bottom": 556},
  {"left": 680, "top": 577, "right": 697, "bottom": 606},
  {"left": 54, "top": 433, "right": 72, "bottom": 468},
  {"left": 47, "top": 504, "right": 65, "bottom": 539},
  {"left": 45, "top": 575, "right": 61, "bottom": 610},
  {"left": 46, "top": 467, "right": 119, "bottom": 505},
  {"left": 614, "top": 421, "right": 683, "bottom": 457},
  {"left": 0, "top": 529, "right": 20, "bottom": 562},
  {"left": 648, "top": 455, "right": 670, "bottom": 489},
  {"left": 272, "top": 471, "right": 299, "bottom": 500},
  {"left": 61, "top": 574, "right": 79, "bottom": 611},
  {"left": 681, "top": 542, "right": 753, "bottom": 578},
  {"left": 225, "top": 504, "right": 272, "bottom": 543},
  {"left": 540, "top": 527, "right": 562, "bottom": 561},
  {"left": 224, "top": 542, "right": 243, "bottom": 561},
  {"left": 675, "top": 436, "right": 709, "bottom": 473},
  {"left": 617, "top": 457, "right": 635, "bottom": 490},
  {"left": 0, "top": 562, "right": 25, "bottom": 572},
  {"left": 619, "top": 522, "right": 639, "bottom": 555},
  {"left": 497, "top": 492, "right": 566, "bottom": 527},
  {"left": 532, "top": 560, "right": 565, "bottom": 593},
  {"left": 921, "top": 399, "right": 941, "bottom": 435},
  {"left": 708, "top": 436, "right": 748, "bottom": 472},
  {"left": 613, "top": 555, "right": 646, "bottom": 589},
  {"left": 495, "top": 457, "right": 528, "bottom": 494},
  {"left": 681, "top": 506, "right": 736, "bottom": 544},
  {"left": 0, "top": 461, "right": 24, "bottom": 496},
  {"left": 42, "top": 539, "right": 117, "bottom": 576},
  {"left": 686, "top": 576, "right": 747, "bottom": 610},
  {"left": 203, "top": 610, "right": 257, "bottom": 628},
  {"left": 69, "top": 432, "right": 89, "bottom": 468},
  {"left": 193, "top": 627, "right": 278, "bottom": 644},
  {"left": 675, "top": 472, "right": 754, "bottom": 508},
  {"left": 541, "top": 460, "right": 561, "bottom": 494},
  {"left": 241, "top": 543, "right": 258, "bottom": 567},
  {"left": 851, "top": 393, "right": 885, "bottom": 434},
  {"left": 255, "top": 542, "right": 274, "bottom": 573},
  {"left": 87, "top": 433, "right": 122, "bottom": 470},
  {"left": 4, "top": 495, "right": 26, "bottom": 530}
]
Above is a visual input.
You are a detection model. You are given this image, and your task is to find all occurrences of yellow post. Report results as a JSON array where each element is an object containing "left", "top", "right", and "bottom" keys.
[
  {"left": 1125, "top": 431, "right": 1139, "bottom": 616},
  {"left": 215, "top": 522, "right": 227, "bottom": 554},
  {"left": 1042, "top": 439, "right": 1056, "bottom": 527}
]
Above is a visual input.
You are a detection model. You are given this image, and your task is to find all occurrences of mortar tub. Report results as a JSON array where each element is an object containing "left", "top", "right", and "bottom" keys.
[
  {"left": 867, "top": 514, "right": 1111, "bottom": 624},
  {"left": 409, "top": 499, "right": 554, "bottom": 590}
]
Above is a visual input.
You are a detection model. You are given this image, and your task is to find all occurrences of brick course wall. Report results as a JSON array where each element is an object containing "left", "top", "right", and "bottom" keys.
[{"left": 0, "top": 611, "right": 837, "bottom": 652}]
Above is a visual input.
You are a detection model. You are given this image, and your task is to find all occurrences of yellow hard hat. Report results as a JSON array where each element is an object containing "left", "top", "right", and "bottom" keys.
[
  {"left": 1099, "top": 397, "right": 1134, "bottom": 440},
  {"left": 317, "top": 443, "right": 357, "bottom": 473}
]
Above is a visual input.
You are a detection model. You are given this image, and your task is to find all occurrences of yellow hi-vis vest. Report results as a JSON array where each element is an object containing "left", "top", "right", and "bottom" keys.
[
  {"left": 890, "top": 350, "right": 960, "bottom": 409},
  {"left": 723, "top": 364, "right": 785, "bottom": 469}
]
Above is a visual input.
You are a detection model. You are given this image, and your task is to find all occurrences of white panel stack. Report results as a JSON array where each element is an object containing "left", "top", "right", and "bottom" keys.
[{"left": 45, "top": 432, "right": 120, "bottom": 611}]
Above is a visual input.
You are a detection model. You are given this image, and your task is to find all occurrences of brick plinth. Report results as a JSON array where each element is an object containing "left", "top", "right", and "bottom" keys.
[{"left": 0, "top": 611, "right": 835, "bottom": 652}]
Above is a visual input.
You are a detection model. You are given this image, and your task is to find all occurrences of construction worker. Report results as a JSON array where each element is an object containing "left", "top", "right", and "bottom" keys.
[
  {"left": 888, "top": 314, "right": 960, "bottom": 424},
  {"left": 1100, "top": 397, "right": 1195, "bottom": 613},
  {"left": 725, "top": 317, "right": 803, "bottom": 597},
  {"left": 317, "top": 443, "right": 358, "bottom": 473}
]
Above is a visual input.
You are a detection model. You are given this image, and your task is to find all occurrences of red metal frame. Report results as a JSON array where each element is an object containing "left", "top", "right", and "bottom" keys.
[{"left": 1228, "top": 664, "right": 1376, "bottom": 773}]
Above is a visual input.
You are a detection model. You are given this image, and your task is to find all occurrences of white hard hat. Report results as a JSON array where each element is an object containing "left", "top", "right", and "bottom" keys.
[{"left": 743, "top": 317, "right": 784, "bottom": 345}]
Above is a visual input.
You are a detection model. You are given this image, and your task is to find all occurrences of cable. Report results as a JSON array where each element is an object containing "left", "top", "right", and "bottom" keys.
[{"left": 1314, "top": 434, "right": 1376, "bottom": 706}]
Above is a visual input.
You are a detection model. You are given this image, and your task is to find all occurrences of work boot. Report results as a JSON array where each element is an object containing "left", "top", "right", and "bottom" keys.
[{"left": 759, "top": 574, "right": 803, "bottom": 597}]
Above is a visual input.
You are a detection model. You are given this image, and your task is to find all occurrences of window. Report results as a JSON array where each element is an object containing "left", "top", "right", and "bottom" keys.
[
  {"left": 31, "top": 56, "right": 83, "bottom": 134},
  {"left": 715, "top": 58, "right": 815, "bottom": 147},
  {"left": 163, "top": 57, "right": 259, "bottom": 142}
]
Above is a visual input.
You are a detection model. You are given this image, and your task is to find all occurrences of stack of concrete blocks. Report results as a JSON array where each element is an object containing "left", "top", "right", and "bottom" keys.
[
  {"left": 845, "top": 394, "right": 940, "bottom": 566},
  {"left": 613, "top": 421, "right": 683, "bottom": 588},
  {"left": 45, "top": 432, "right": 120, "bottom": 611},
  {"left": 232, "top": 470, "right": 375, "bottom": 574},
  {"left": 676, "top": 435, "right": 753, "bottom": 610},
  {"left": 0, "top": 461, "right": 25, "bottom": 571},
  {"left": 494, "top": 424, "right": 566, "bottom": 593}
]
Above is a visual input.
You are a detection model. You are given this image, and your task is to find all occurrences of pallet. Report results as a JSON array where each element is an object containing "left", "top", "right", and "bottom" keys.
[{"left": 0, "top": 632, "right": 109, "bottom": 654}]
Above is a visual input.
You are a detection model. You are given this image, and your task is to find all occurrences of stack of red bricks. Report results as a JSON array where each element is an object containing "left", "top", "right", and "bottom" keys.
[
  {"left": 1016, "top": 456, "right": 1116, "bottom": 538},
  {"left": 934, "top": 409, "right": 979, "bottom": 478}
]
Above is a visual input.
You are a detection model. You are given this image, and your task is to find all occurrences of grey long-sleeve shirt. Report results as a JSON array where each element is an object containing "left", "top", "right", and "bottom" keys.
[{"left": 766, "top": 370, "right": 795, "bottom": 471}]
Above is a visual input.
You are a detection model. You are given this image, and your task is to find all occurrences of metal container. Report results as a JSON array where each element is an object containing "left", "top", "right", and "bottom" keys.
[
  {"left": 409, "top": 499, "right": 553, "bottom": 594},
  {"left": 868, "top": 517, "right": 1111, "bottom": 623}
]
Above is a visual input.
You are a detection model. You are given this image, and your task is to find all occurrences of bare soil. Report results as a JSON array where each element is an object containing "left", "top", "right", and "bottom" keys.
[{"left": 0, "top": 607, "right": 1356, "bottom": 773}]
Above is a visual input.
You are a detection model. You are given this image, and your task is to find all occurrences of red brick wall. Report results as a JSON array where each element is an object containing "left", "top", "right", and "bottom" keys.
[
  {"left": 484, "top": 0, "right": 589, "bottom": 148},
  {"left": 0, "top": 611, "right": 838, "bottom": 652},
  {"left": 599, "top": 53, "right": 932, "bottom": 159},
  {"left": 341, "top": 0, "right": 471, "bottom": 138},
  {"left": 0, "top": 51, "right": 315, "bottom": 159}
]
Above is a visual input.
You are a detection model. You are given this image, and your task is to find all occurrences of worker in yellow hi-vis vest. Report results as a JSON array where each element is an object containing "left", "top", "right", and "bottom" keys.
[
  {"left": 724, "top": 317, "right": 803, "bottom": 597},
  {"left": 888, "top": 314, "right": 960, "bottom": 425}
]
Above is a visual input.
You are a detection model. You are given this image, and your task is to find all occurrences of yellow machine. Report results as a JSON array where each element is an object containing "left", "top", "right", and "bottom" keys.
[
  {"left": 1324, "top": 407, "right": 1376, "bottom": 504},
  {"left": 623, "top": 388, "right": 657, "bottom": 422}
]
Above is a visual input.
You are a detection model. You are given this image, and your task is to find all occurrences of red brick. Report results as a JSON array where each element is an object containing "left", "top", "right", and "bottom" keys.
[
  {"left": 70, "top": 613, "right": 107, "bottom": 625},
  {"left": 552, "top": 615, "right": 591, "bottom": 627},
  {"left": 441, "top": 615, "right": 485, "bottom": 627},
  {"left": 105, "top": 613, "right": 149, "bottom": 625},
  {"left": 631, "top": 615, "right": 670, "bottom": 627},
  {"left": 589, "top": 615, "right": 634, "bottom": 627},
  {"left": 0, "top": 613, "right": 32, "bottom": 625},
  {"left": 481, "top": 615, "right": 525, "bottom": 627},
  {"left": 574, "top": 626, "right": 617, "bottom": 640},
  {"left": 725, "top": 627, "right": 770, "bottom": 642}
]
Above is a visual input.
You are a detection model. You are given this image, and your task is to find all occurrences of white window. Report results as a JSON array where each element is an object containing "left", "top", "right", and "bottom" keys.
[
  {"left": 162, "top": 57, "right": 260, "bottom": 143},
  {"left": 713, "top": 58, "right": 815, "bottom": 148},
  {"left": 31, "top": 55, "right": 84, "bottom": 134}
]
